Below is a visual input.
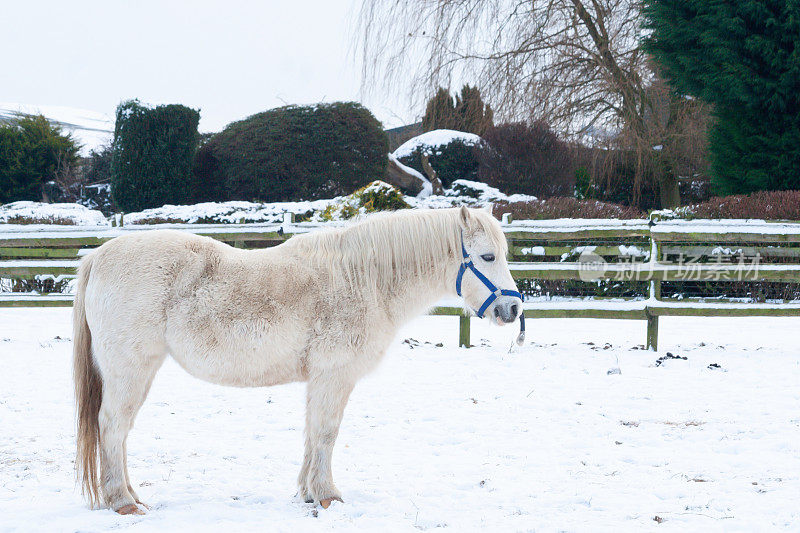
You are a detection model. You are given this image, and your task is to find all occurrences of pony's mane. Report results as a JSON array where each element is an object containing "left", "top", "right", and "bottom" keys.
[{"left": 285, "top": 208, "right": 506, "bottom": 296}]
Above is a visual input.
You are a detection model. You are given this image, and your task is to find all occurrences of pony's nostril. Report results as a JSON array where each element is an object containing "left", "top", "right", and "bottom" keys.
[
  {"left": 510, "top": 304, "right": 518, "bottom": 317},
  {"left": 494, "top": 307, "right": 500, "bottom": 318}
]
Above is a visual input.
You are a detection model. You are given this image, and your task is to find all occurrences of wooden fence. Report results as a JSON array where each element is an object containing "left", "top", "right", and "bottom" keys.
[{"left": 3, "top": 217, "right": 800, "bottom": 349}]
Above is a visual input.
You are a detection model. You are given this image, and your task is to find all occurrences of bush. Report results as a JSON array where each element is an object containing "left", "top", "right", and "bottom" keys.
[
  {"left": 111, "top": 100, "right": 200, "bottom": 212},
  {"left": 477, "top": 122, "right": 575, "bottom": 198},
  {"left": 396, "top": 138, "right": 479, "bottom": 188},
  {"left": 0, "top": 115, "right": 79, "bottom": 203},
  {"left": 195, "top": 102, "right": 388, "bottom": 202},
  {"left": 675, "top": 190, "right": 800, "bottom": 220},
  {"left": 493, "top": 197, "right": 644, "bottom": 220},
  {"left": 319, "top": 180, "right": 410, "bottom": 221}
]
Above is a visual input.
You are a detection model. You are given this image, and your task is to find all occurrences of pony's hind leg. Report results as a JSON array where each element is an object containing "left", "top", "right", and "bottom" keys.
[
  {"left": 96, "top": 350, "right": 165, "bottom": 514},
  {"left": 123, "top": 440, "right": 145, "bottom": 506},
  {"left": 298, "top": 371, "right": 355, "bottom": 508}
]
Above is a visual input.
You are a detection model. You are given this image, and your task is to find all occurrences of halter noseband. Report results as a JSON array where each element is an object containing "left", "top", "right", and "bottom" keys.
[{"left": 456, "top": 233, "right": 526, "bottom": 346}]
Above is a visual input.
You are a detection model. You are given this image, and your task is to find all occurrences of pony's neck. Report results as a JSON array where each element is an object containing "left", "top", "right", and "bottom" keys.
[
  {"left": 380, "top": 257, "right": 459, "bottom": 326},
  {"left": 284, "top": 209, "right": 464, "bottom": 325}
]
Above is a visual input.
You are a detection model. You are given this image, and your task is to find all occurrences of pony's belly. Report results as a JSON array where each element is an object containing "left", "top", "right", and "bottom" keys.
[{"left": 168, "top": 342, "right": 307, "bottom": 387}]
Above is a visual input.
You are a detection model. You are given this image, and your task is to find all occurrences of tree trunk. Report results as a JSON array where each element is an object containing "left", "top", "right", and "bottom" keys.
[
  {"left": 658, "top": 174, "right": 681, "bottom": 209},
  {"left": 386, "top": 153, "right": 427, "bottom": 195},
  {"left": 420, "top": 153, "right": 444, "bottom": 195}
]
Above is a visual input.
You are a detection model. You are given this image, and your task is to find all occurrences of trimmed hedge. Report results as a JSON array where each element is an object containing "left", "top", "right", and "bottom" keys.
[
  {"left": 111, "top": 100, "right": 200, "bottom": 212},
  {"left": 194, "top": 102, "right": 388, "bottom": 202},
  {"left": 493, "top": 197, "right": 644, "bottom": 220},
  {"left": 675, "top": 190, "right": 800, "bottom": 220}
]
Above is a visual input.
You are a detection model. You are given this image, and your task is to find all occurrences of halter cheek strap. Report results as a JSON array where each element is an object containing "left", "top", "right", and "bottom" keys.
[{"left": 456, "top": 234, "right": 526, "bottom": 345}]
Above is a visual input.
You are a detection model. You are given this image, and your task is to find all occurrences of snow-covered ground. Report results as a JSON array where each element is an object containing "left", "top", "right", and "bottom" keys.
[{"left": 1, "top": 310, "right": 798, "bottom": 532}]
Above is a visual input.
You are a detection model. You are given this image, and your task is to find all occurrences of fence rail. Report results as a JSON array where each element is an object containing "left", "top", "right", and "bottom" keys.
[{"left": 3, "top": 217, "right": 800, "bottom": 349}]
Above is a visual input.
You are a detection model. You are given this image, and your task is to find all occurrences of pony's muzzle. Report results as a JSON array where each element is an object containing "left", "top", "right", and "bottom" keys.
[{"left": 492, "top": 296, "right": 522, "bottom": 324}]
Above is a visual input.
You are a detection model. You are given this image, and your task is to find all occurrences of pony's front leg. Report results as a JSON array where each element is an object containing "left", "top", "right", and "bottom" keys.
[{"left": 298, "top": 372, "right": 355, "bottom": 507}]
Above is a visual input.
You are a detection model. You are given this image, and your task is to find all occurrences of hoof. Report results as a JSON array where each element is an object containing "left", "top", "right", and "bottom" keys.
[
  {"left": 116, "top": 503, "right": 145, "bottom": 515},
  {"left": 319, "top": 496, "right": 343, "bottom": 509}
]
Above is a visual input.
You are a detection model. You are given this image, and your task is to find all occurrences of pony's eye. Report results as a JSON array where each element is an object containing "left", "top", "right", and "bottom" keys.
[{"left": 480, "top": 254, "right": 496, "bottom": 262}]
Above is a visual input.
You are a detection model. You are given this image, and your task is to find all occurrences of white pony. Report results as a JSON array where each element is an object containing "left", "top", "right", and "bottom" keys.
[{"left": 73, "top": 206, "right": 522, "bottom": 514}]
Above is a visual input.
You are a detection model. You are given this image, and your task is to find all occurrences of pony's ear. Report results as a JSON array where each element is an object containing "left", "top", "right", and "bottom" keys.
[{"left": 459, "top": 205, "right": 472, "bottom": 228}]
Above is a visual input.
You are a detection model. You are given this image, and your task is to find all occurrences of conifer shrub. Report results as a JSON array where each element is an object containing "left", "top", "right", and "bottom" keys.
[
  {"left": 111, "top": 100, "right": 200, "bottom": 211},
  {"left": 194, "top": 102, "right": 388, "bottom": 202}
]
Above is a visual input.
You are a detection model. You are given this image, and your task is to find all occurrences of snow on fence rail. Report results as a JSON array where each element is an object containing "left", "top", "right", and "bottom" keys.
[{"left": 3, "top": 217, "right": 800, "bottom": 349}]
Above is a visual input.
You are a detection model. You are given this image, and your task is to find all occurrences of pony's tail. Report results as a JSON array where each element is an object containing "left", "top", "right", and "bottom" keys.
[{"left": 73, "top": 252, "right": 102, "bottom": 508}]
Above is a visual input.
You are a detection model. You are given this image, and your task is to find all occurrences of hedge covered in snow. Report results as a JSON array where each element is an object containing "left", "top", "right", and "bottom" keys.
[
  {"left": 4, "top": 188, "right": 800, "bottom": 225},
  {"left": 0, "top": 201, "right": 109, "bottom": 226}
]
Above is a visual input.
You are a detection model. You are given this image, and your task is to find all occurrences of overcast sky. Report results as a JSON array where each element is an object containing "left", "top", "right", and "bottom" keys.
[{"left": 2, "top": 0, "right": 411, "bottom": 132}]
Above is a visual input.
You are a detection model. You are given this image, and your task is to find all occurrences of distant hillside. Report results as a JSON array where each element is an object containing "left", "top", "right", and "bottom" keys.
[
  {"left": 0, "top": 102, "right": 113, "bottom": 156},
  {"left": 385, "top": 122, "right": 422, "bottom": 152}
]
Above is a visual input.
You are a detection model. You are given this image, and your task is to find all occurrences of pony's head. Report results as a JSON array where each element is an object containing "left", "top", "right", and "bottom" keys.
[{"left": 456, "top": 206, "right": 522, "bottom": 326}]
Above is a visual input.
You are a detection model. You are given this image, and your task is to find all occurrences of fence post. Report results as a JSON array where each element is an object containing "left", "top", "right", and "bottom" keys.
[
  {"left": 459, "top": 314, "right": 471, "bottom": 347},
  {"left": 646, "top": 311, "right": 659, "bottom": 351},
  {"left": 646, "top": 220, "right": 661, "bottom": 350}
]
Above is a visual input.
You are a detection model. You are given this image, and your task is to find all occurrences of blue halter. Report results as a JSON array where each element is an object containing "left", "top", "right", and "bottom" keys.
[{"left": 456, "top": 234, "right": 526, "bottom": 345}]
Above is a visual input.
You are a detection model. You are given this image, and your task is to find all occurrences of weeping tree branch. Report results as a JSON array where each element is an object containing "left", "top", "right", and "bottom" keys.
[{"left": 356, "top": 0, "right": 709, "bottom": 207}]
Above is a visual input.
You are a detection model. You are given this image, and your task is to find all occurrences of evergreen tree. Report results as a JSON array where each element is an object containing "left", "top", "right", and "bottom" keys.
[
  {"left": 455, "top": 85, "right": 493, "bottom": 135},
  {"left": 111, "top": 100, "right": 200, "bottom": 211},
  {"left": 0, "top": 115, "right": 79, "bottom": 203},
  {"left": 421, "top": 88, "right": 457, "bottom": 132},
  {"left": 643, "top": 0, "right": 800, "bottom": 193},
  {"left": 422, "top": 85, "right": 494, "bottom": 135}
]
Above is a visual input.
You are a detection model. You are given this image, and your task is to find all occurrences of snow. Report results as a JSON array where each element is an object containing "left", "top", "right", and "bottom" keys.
[
  {"left": 519, "top": 246, "right": 546, "bottom": 256},
  {"left": 116, "top": 180, "right": 535, "bottom": 224},
  {"left": 0, "top": 223, "right": 332, "bottom": 242},
  {"left": 618, "top": 245, "right": 649, "bottom": 258},
  {"left": 711, "top": 247, "right": 743, "bottom": 256},
  {"left": 407, "top": 180, "right": 537, "bottom": 210},
  {"left": 1, "top": 309, "right": 798, "bottom": 531},
  {"left": 123, "top": 200, "right": 336, "bottom": 225},
  {"left": 506, "top": 218, "right": 650, "bottom": 232},
  {"left": 387, "top": 153, "right": 432, "bottom": 198},
  {"left": 654, "top": 220, "right": 800, "bottom": 235},
  {"left": 392, "top": 129, "right": 483, "bottom": 158},
  {"left": 0, "top": 102, "right": 113, "bottom": 156},
  {"left": 0, "top": 201, "right": 109, "bottom": 226}
]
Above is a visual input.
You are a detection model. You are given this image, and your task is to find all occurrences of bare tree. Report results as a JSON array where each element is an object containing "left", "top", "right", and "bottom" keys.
[
  {"left": 357, "top": 0, "right": 708, "bottom": 207},
  {"left": 45, "top": 151, "right": 83, "bottom": 203}
]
